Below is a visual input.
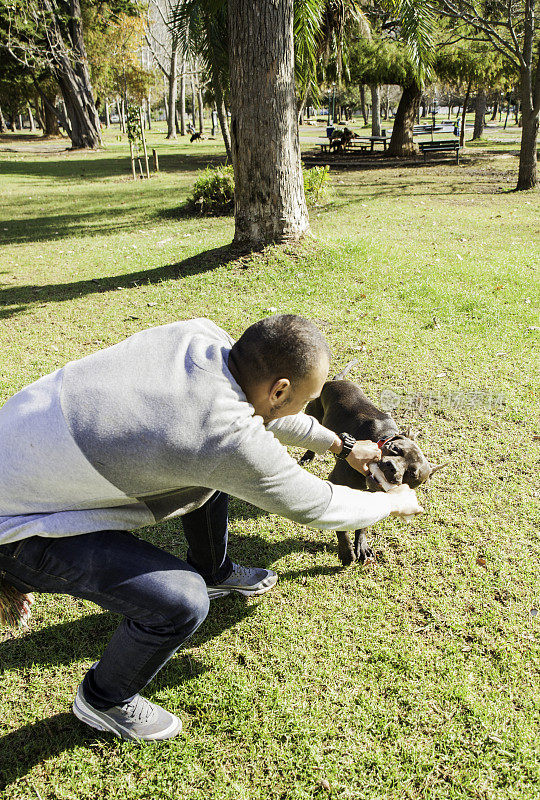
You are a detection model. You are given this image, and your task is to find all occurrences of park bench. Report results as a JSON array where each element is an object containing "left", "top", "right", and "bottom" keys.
[{"left": 419, "top": 140, "right": 461, "bottom": 164}]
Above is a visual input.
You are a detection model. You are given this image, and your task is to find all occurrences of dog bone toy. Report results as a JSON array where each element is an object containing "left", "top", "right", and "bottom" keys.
[{"left": 368, "top": 463, "right": 415, "bottom": 521}]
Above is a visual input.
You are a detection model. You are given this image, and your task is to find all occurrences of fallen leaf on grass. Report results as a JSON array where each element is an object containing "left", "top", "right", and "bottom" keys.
[{"left": 476, "top": 556, "right": 487, "bottom": 567}]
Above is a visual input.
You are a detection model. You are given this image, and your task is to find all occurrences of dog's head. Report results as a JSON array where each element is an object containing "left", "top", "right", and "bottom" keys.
[{"left": 366, "top": 434, "right": 445, "bottom": 491}]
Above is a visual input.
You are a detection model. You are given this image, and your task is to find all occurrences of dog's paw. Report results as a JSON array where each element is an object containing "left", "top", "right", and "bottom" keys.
[
  {"left": 338, "top": 548, "right": 355, "bottom": 567},
  {"left": 358, "top": 545, "right": 376, "bottom": 565},
  {"left": 354, "top": 535, "right": 375, "bottom": 565}
]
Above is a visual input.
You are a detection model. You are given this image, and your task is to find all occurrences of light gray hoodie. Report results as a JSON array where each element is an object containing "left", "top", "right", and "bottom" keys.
[{"left": 0, "top": 319, "right": 394, "bottom": 544}]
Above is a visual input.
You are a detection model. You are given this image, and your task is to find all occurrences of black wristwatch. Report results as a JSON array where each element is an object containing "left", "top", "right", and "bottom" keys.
[{"left": 335, "top": 432, "right": 356, "bottom": 460}]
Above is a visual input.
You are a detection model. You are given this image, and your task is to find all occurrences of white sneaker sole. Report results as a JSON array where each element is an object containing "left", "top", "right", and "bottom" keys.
[
  {"left": 207, "top": 577, "right": 278, "bottom": 600},
  {"left": 72, "top": 689, "right": 182, "bottom": 741}
]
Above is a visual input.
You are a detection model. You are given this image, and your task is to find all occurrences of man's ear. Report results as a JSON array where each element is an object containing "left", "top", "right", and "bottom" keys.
[{"left": 269, "top": 378, "right": 291, "bottom": 406}]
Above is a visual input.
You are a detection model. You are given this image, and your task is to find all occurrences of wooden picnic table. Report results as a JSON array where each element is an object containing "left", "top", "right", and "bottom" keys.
[
  {"left": 350, "top": 136, "right": 388, "bottom": 152},
  {"left": 317, "top": 134, "right": 388, "bottom": 154}
]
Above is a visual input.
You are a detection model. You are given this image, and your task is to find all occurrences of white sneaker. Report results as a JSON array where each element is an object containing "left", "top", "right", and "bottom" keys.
[
  {"left": 206, "top": 562, "right": 278, "bottom": 599},
  {"left": 73, "top": 685, "right": 182, "bottom": 741}
]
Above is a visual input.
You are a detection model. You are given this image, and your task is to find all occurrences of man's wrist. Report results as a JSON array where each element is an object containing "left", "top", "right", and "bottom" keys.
[{"left": 329, "top": 435, "right": 343, "bottom": 455}]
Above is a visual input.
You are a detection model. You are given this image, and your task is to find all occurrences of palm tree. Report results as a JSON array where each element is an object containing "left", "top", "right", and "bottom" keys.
[
  {"left": 381, "top": 0, "right": 436, "bottom": 156},
  {"left": 173, "top": 0, "right": 232, "bottom": 158}
]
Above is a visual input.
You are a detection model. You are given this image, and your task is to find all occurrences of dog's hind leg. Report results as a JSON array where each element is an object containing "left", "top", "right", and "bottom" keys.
[
  {"left": 354, "top": 529, "right": 374, "bottom": 564},
  {"left": 336, "top": 531, "right": 356, "bottom": 566}
]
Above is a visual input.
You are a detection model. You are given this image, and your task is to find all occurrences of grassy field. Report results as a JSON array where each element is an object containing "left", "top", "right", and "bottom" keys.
[{"left": 0, "top": 122, "right": 539, "bottom": 800}]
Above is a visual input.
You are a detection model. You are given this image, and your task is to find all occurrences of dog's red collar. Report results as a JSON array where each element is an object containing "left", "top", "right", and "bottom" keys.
[{"left": 377, "top": 434, "right": 401, "bottom": 450}]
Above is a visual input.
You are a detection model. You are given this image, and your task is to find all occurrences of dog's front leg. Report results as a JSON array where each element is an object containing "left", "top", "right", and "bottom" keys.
[
  {"left": 354, "top": 529, "right": 375, "bottom": 564},
  {"left": 336, "top": 531, "right": 356, "bottom": 566}
]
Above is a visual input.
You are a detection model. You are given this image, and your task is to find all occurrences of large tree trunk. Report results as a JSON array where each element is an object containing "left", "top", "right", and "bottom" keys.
[
  {"left": 166, "top": 44, "right": 178, "bottom": 139},
  {"left": 370, "top": 84, "right": 381, "bottom": 136},
  {"left": 228, "top": 0, "right": 309, "bottom": 248},
  {"left": 516, "top": 64, "right": 539, "bottom": 190},
  {"left": 517, "top": 108, "right": 538, "bottom": 189},
  {"left": 472, "top": 88, "right": 486, "bottom": 140},
  {"left": 387, "top": 82, "right": 422, "bottom": 156},
  {"left": 44, "top": 0, "right": 101, "bottom": 148},
  {"left": 0, "top": 107, "right": 6, "bottom": 133}
]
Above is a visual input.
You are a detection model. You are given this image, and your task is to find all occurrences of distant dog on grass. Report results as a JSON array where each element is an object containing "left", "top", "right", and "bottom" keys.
[{"left": 190, "top": 132, "right": 202, "bottom": 143}]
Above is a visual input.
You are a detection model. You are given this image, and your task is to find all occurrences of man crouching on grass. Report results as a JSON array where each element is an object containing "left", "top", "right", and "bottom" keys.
[{"left": 0, "top": 315, "right": 422, "bottom": 741}]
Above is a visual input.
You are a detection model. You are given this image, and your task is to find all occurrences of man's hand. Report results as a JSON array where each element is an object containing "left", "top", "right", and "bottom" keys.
[
  {"left": 345, "top": 440, "right": 381, "bottom": 475},
  {"left": 387, "top": 485, "right": 424, "bottom": 518}
]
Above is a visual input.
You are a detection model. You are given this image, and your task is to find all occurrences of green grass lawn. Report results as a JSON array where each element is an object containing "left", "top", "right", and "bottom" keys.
[{"left": 0, "top": 124, "right": 539, "bottom": 800}]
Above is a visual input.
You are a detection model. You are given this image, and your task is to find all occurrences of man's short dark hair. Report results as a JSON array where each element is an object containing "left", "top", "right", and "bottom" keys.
[{"left": 230, "top": 315, "right": 331, "bottom": 385}]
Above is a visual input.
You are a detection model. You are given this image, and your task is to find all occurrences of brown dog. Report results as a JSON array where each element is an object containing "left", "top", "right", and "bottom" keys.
[{"left": 300, "top": 363, "right": 445, "bottom": 565}]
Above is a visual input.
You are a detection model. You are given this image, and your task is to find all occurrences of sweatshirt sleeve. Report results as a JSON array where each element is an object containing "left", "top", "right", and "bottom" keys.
[
  {"left": 266, "top": 414, "right": 336, "bottom": 454},
  {"left": 207, "top": 417, "right": 393, "bottom": 531}
]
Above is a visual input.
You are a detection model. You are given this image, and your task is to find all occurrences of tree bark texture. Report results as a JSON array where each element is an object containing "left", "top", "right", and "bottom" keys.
[
  {"left": 387, "top": 82, "right": 422, "bottom": 156},
  {"left": 0, "top": 107, "right": 6, "bottom": 133},
  {"left": 228, "top": 0, "right": 309, "bottom": 247},
  {"left": 43, "top": 99, "right": 60, "bottom": 136},
  {"left": 472, "top": 88, "right": 486, "bottom": 139},
  {"left": 370, "top": 84, "right": 381, "bottom": 136},
  {"left": 166, "top": 45, "right": 178, "bottom": 139}
]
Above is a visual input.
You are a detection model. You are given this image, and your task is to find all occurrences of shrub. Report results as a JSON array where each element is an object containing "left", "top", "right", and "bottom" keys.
[
  {"left": 303, "top": 165, "right": 330, "bottom": 205},
  {"left": 188, "top": 165, "right": 235, "bottom": 214},
  {"left": 187, "top": 164, "right": 330, "bottom": 215}
]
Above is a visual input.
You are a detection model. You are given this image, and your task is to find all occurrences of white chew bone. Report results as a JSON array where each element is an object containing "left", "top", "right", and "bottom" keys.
[
  {"left": 369, "top": 463, "right": 393, "bottom": 492},
  {"left": 369, "top": 463, "right": 414, "bottom": 521}
]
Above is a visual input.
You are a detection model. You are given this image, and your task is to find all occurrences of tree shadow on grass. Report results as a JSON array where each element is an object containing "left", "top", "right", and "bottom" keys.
[
  {"left": 0, "top": 245, "right": 248, "bottom": 320},
  {"left": 0, "top": 152, "right": 227, "bottom": 182}
]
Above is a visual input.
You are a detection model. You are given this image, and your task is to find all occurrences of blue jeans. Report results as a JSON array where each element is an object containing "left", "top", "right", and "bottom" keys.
[{"left": 0, "top": 491, "right": 232, "bottom": 709}]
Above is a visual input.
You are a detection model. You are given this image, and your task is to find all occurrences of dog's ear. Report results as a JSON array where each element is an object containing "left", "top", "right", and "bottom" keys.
[{"left": 429, "top": 462, "right": 449, "bottom": 478}]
